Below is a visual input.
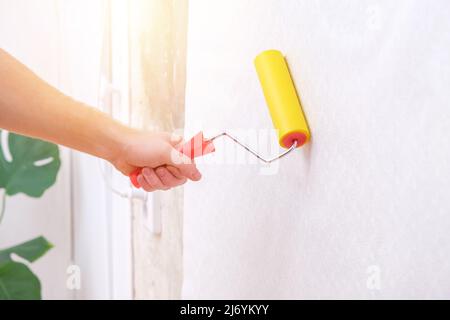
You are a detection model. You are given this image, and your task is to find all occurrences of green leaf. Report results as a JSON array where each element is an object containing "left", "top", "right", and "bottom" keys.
[
  {"left": 0, "top": 261, "right": 41, "bottom": 300},
  {"left": 0, "top": 236, "right": 52, "bottom": 300},
  {"left": 0, "top": 236, "right": 53, "bottom": 264},
  {"left": 0, "top": 130, "right": 61, "bottom": 197}
]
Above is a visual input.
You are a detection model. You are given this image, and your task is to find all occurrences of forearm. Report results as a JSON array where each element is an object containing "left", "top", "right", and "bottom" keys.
[
  {"left": 0, "top": 49, "right": 201, "bottom": 188},
  {"left": 0, "top": 49, "right": 131, "bottom": 162}
]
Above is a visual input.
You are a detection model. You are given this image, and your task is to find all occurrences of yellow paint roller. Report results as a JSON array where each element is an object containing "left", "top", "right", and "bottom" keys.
[
  {"left": 130, "top": 49, "right": 310, "bottom": 188},
  {"left": 254, "top": 49, "right": 310, "bottom": 148}
]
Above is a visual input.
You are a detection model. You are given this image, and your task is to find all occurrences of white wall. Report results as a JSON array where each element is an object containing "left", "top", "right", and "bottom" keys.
[{"left": 183, "top": 0, "right": 450, "bottom": 299}]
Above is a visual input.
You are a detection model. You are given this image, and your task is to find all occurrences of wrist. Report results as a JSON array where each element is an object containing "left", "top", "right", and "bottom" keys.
[{"left": 101, "top": 121, "right": 137, "bottom": 165}]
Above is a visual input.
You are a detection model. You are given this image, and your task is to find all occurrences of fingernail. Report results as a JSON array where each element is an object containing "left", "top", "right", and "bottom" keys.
[
  {"left": 192, "top": 171, "right": 202, "bottom": 180},
  {"left": 171, "top": 134, "right": 183, "bottom": 143}
]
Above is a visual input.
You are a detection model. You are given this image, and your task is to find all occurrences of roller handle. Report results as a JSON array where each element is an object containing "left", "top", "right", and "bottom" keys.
[{"left": 129, "top": 131, "right": 215, "bottom": 188}]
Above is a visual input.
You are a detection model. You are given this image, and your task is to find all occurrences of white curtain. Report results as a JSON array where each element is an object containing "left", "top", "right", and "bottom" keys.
[
  {"left": 127, "top": 0, "right": 188, "bottom": 300},
  {"left": 0, "top": 0, "right": 115, "bottom": 299}
]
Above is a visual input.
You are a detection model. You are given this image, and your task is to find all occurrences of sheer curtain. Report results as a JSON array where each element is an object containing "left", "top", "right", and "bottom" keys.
[
  {"left": 56, "top": 0, "right": 190, "bottom": 299},
  {"left": 0, "top": 0, "right": 73, "bottom": 300},
  {"left": 0, "top": 0, "right": 108, "bottom": 299},
  {"left": 127, "top": 0, "right": 188, "bottom": 299},
  {"left": 0, "top": 0, "right": 188, "bottom": 300}
]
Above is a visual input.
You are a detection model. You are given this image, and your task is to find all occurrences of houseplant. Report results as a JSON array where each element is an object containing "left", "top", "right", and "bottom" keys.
[{"left": 0, "top": 129, "right": 60, "bottom": 299}]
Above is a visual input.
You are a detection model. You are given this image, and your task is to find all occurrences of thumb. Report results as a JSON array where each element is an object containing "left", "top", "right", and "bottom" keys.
[{"left": 158, "top": 132, "right": 183, "bottom": 147}]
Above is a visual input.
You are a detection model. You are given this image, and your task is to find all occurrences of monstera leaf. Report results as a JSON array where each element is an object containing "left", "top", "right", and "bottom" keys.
[
  {"left": 0, "top": 236, "right": 53, "bottom": 300},
  {"left": 0, "top": 130, "right": 60, "bottom": 197}
]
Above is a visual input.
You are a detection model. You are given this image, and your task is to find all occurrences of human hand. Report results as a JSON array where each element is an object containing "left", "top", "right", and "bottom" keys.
[{"left": 109, "top": 130, "right": 201, "bottom": 192}]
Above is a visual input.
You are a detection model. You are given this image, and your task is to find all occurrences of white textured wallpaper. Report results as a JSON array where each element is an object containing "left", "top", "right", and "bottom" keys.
[{"left": 183, "top": 0, "right": 450, "bottom": 299}]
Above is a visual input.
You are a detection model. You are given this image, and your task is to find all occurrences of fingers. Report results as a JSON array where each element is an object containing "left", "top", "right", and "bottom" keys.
[
  {"left": 138, "top": 166, "right": 187, "bottom": 192},
  {"left": 141, "top": 167, "right": 167, "bottom": 191},
  {"left": 164, "top": 146, "right": 202, "bottom": 181},
  {"left": 165, "top": 165, "right": 185, "bottom": 179},
  {"left": 155, "top": 166, "right": 186, "bottom": 188},
  {"left": 137, "top": 174, "right": 155, "bottom": 192}
]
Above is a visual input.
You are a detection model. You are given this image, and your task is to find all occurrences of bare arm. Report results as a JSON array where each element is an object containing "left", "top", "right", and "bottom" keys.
[{"left": 0, "top": 49, "right": 201, "bottom": 191}]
